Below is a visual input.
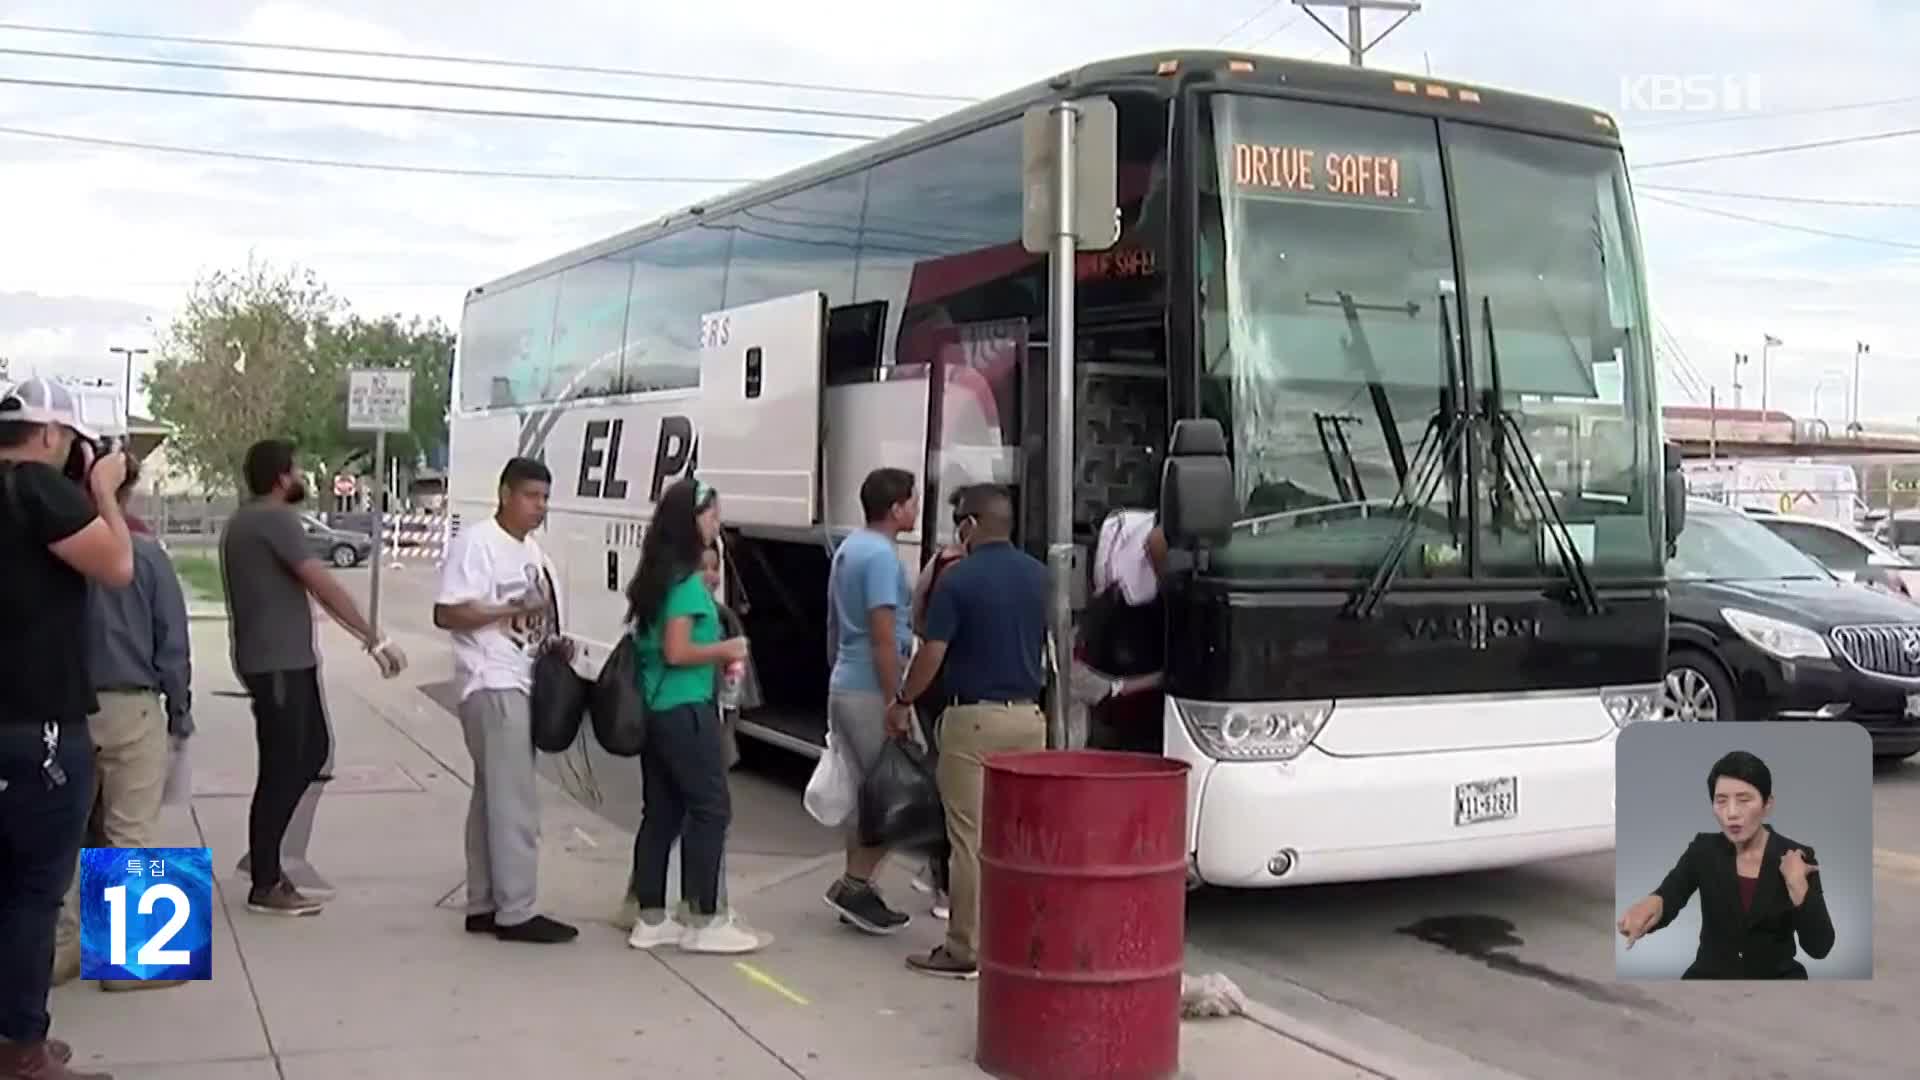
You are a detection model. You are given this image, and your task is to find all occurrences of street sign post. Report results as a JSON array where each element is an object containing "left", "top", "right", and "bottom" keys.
[{"left": 346, "top": 369, "right": 412, "bottom": 634}]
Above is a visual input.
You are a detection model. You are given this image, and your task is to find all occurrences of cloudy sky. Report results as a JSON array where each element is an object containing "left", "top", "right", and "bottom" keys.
[{"left": 1, "top": 0, "right": 1915, "bottom": 425}]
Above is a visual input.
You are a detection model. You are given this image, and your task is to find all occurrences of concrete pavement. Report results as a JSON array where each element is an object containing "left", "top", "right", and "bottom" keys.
[{"left": 45, "top": 615, "right": 1387, "bottom": 1079}]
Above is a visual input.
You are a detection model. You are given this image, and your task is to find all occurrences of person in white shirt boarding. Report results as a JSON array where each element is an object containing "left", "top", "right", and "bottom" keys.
[
  {"left": 0, "top": 378, "right": 136, "bottom": 1080},
  {"left": 823, "top": 468, "right": 921, "bottom": 936},
  {"left": 220, "top": 439, "right": 405, "bottom": 920},
  {"left": 432, "top": 457, "right": 578, "bottom": 945}
]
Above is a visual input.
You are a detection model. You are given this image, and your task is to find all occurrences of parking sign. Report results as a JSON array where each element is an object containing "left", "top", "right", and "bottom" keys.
[{"left": 347, "top": 369, "right": 412, "bottom": 433}]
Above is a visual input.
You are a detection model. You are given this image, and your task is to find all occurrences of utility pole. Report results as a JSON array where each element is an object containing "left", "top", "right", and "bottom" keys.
[
  {"left": 108, "top": 345, "right": 149, "bottom": 422},
  {"left": 1708, "top": 386, "right": 1718, "bottom": 461},
  {"left": 1731, "top": 352, "right": 1748, "bottom": 410},
  {"left": 1293, "top": 1, "right": 1422, "bottom": 67},
  {"left": 1760, "top": 334, "right": 1781, "bottom": 413},
  {"left": 1852, "top": 341, "right": 1870, "bottom": 428}
]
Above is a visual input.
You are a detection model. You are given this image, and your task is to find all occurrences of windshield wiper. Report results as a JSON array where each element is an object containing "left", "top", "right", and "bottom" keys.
[
  {"left": 1345, "top": 298, "right": 1470, "bottom": 620},
  {"left": 1479, "top": 297, "right": 1602, "bottom": 615}
]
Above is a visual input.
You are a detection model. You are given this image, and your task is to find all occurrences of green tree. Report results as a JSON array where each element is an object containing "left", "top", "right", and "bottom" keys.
[
  {"left": 307, "top": 313, "right": 455, "bottom": 473},
  {"left": 144, "top": 258, "right": 342, "bottom": 492}
]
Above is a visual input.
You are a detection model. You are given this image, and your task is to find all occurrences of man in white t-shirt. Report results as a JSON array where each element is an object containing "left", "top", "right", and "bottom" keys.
[{"left": 431, "top": 457, "right": 578, "bottom": 945}]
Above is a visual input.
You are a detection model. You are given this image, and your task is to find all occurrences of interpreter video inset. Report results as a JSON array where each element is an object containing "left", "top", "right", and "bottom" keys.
[{"left": 1613, "top": 720, "right": 1872, "bottom": 980}]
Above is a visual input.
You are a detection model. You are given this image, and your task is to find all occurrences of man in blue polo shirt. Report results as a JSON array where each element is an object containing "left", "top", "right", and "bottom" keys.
[{"left": 888, "top": 484, "right": 1048, "bottom": 979}]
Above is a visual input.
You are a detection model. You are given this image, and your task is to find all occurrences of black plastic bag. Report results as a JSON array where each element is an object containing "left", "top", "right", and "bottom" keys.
[
  {"left": 857, "top": 737, "right": 945, "bottom": 851},
  {"left": 530, "top": 640, "right": 590, "bottom": 753},
  {"left": 590, "top": 635, "right": 648, "bottom": 758}
]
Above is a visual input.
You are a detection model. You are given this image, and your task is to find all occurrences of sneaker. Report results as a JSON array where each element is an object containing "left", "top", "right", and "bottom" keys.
[
  {"left": 464, "top": 913, "right": 497, "bottom": 934},
  {"left": 910, "top": 865, "right": 936, "bottom": 895},
  {"left": 931, "top": 892, "right": 951, "bottom": 922},
  {"left": 906, "top": 945, "right": 978, "bottom": 980},
  {"left": 247, "top": 880, "right": 323, "bottom": 917},
  {"left": 825, "top": 877, "right": 910, "bottom": 935},
  {"left": 627, "top": 911, "right": 683, "bottom": 950},
  {"left": 494, "top": 914, "right": 579, "bottom": 944},
  {"left": 679, "top": 913, "right": 768, "bottom": 955}
]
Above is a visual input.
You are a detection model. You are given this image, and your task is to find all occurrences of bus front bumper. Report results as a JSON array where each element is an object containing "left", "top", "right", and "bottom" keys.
[{"left": 1176, "top": 721, "right": 1618, "bottom": 890}]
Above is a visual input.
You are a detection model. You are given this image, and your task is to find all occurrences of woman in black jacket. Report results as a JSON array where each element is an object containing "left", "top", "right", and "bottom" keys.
[{"left": 1617, "top": 750, "right": 1836, "bottom": 979}]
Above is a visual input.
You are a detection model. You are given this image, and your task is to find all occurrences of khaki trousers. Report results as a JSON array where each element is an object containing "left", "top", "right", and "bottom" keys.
[
  {"left": 54, "top": 691, "right": 170, "bottom": 969},
  {"left": 936, "top": 702, "right": 1046, "bottom": 965}
]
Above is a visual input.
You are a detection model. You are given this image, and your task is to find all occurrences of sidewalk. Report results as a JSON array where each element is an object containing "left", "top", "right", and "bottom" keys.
[{"left": 48, "top": 619, "right": 1383, "bottom": 1079}]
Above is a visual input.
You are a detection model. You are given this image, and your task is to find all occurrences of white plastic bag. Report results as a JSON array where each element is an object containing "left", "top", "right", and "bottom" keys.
[{"left": 804, "top": 733, "right": 856, "bottom": 828}]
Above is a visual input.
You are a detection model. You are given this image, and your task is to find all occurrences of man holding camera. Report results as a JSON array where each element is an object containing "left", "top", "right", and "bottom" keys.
[
  {"left": 0, "top": 378, "right": 135, "bottom": 1080},
  {"left": 50, "top": 454, "right": 196, "bottom": 994}
]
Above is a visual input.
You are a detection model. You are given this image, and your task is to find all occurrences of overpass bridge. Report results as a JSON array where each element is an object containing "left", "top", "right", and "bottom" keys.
[{"left": 1663, "top": 406, "right": 1920, "bottom": 460}]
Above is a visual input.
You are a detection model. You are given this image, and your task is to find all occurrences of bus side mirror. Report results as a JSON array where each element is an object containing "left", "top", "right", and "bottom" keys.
[
  {"left": 1160, "top": 418, "right": 1235, "bottom": 550},
  {"left": 1663, "top": 442, "right": 1687, "bottom": 554}
]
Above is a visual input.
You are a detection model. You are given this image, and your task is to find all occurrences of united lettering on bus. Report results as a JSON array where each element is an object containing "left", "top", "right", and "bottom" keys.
[{"left": 1232, "top": 142, "right": 1408, "bottom": 204}]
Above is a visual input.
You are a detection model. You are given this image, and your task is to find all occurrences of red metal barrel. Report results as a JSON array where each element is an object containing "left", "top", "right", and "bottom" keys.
[{"left": 976, "top": 750, "right": 1190, "bottom": 1080}]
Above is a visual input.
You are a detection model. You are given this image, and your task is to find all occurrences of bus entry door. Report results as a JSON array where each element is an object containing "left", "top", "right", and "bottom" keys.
[{"left": 696, "top": 290, "right": 828, "bottom": 528}]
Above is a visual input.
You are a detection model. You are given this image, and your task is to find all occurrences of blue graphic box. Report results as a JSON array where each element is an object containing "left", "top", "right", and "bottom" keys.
[{"left": 79, "top": 846, "right": 214, "bottom": 982}]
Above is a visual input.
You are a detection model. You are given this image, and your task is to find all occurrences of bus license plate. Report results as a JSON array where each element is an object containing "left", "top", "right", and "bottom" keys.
[{"left": 1455, "top": 777, "right": 1519, "bottom": 827}]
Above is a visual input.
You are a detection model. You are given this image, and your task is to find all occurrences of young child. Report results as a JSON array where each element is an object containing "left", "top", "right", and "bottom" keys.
[{"left": 703, "top": 545, "right": 747, "bottom": 771}]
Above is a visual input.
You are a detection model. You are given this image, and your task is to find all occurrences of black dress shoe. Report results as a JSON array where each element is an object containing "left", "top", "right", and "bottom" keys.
[
  {"left": 494, "top": 914, "right": 579, "bottom": 943},
  {"left": 465, "top": 913, "right": 496, "bottom": 934}
]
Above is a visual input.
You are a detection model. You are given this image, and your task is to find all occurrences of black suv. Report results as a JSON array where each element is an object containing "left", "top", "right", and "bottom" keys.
[{"left": 1666, "top": 498, "right": 1920, "bottom": 761}]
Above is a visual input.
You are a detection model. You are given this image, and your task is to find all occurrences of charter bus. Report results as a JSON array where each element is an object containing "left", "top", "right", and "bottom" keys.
[{"left": 448, "top": 50, "right": 1685, "bottom": 889}]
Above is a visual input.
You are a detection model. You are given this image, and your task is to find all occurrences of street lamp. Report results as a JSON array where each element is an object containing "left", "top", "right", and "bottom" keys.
[
  {"left": 108, "top": 345, "right": 149, "bottom": 416},
  {"left": 1732, "top": 352, "right": 1749, "bottom": 410},
  {"left": 1761, "top": 334, "right": 1781, "bottom": 412},
  {"left": 1852, "top": 341, "right": 1870, "bottom": 427}
]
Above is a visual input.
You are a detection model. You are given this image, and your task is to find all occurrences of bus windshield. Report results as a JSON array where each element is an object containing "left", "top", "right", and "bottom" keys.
[{"left": 1196, "top": 92, "right": 1662, "bottom": 583}]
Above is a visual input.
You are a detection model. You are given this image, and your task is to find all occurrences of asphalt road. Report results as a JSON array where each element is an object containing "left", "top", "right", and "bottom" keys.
[{"left": 348, "top": 561, "right": 1919, "bottom": 1079}]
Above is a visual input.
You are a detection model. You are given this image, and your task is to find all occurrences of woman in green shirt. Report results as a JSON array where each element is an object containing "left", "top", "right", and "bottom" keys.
[{"left": 621, "top": 478, "right": 762, "bottom": 955}]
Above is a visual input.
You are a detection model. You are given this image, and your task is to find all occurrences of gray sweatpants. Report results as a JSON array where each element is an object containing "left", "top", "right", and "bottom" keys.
[{"left": 459, "top": 688, "right": 541, "bottom": 927}]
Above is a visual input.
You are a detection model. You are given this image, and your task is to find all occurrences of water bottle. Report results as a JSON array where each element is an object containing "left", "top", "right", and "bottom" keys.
[{"left": 718, "top": 660, "right": 745, "bottom": 709}]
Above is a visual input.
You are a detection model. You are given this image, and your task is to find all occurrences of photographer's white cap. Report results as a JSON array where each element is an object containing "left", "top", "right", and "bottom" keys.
[{"left": 0, "top": 377, "right": 99, "bottom": 441}]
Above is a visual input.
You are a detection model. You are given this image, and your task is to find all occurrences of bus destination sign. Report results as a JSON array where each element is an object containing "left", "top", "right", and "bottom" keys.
[{"left": 1231, "top": 143, "right": 1422, "bottom": 208}]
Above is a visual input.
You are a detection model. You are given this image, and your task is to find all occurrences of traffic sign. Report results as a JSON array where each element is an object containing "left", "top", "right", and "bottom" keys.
[
  {"left": 333, "top": 475, "right": 356, "bottom": 498},
  {"left": 347, "top": 369, "right": 412, "bottom": 433}
]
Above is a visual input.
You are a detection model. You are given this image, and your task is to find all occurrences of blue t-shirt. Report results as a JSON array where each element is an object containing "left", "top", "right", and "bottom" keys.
[
  {"left": 828, "top": 529, "right": 914, "bottom": 693},
  {"left": 924, "top": 540, "right": 1049, "bottom": 702}
]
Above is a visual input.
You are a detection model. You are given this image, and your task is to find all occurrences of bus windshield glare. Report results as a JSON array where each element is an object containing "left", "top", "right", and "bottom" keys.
[{"left": 1196, "top": 93, "right": 1662, "bottom": 584}]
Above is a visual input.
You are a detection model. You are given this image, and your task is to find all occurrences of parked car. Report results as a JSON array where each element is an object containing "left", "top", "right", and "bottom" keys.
[
  {"left": 300, "top": 513, "right": 374, "bottom": 568},
  {"left": 1751, "top": 512, "right": 1920, "bottom": 601},
  {"left": 1666, "top": 498, "right": 1920, "bottom": 761}
]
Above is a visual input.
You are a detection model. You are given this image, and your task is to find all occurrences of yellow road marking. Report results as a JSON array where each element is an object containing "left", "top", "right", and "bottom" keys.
[{"left": 735, "top": 962, "right": 810, "bottom": 1006}]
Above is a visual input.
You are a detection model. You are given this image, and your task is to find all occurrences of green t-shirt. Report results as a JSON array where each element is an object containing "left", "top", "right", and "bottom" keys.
[{"left": 633, "top": 572, "right": 721, "bottom": 710}]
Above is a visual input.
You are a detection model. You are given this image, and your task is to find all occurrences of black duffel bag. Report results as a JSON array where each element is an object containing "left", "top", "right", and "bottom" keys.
[
  {"left": 530, "top": 639, "right": 590, "bottom": 753},
  {"left": 590, "top": 632, "right": 649, "bottom": 757}
]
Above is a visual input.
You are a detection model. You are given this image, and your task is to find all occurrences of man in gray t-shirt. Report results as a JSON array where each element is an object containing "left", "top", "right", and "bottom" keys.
[{"left": 218, "top": 439, "right": 405, "bottom": 917}]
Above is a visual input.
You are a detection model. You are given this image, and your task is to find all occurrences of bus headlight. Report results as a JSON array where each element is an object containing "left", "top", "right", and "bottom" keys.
[
  {"left": 1601, "top": 684, "right": 1664, "bottom": 727},
  {"left": 1175, "top": 699, "right": 1333, "bottom": 762}
]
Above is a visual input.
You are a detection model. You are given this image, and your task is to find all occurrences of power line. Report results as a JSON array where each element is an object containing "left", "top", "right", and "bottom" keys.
[
  {"left": 0, "top": 75, "right": 881, "bottom": 141},
  {"left": 1640, "top": 192, "right": 1920, "bottom": 251},
  {"left": 1635, "top": 92, "right": 1920, "bottom": 131},
  {"left": 0, "top": 20, "right": 978, "bottom": 104},
  {"left": 1638, "top": 183, "right": 1920, "bottom": 210},
  {"left": 1637, "top": 125, "right": 1920, "bottom": 169},
  {"left": 1217, "top": 2, "right": 1288, "bottom": 43},
  {"left": 0, "top": 45, "right": 933, "bottom": 125},
  {"left": 0, "top": 123, "right": 761, "bottom": 184},
  {"left": 1250, "top": 15, "right": 1308, "bottom": 50}
]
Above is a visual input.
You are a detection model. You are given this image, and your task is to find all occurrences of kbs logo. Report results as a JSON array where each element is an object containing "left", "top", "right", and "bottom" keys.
[
  {"left": 575, "top": 414, "right": 698, "bottom": 503},
  {"left": 1618, "top": 74, "right": 1762, "bottom": 114}
]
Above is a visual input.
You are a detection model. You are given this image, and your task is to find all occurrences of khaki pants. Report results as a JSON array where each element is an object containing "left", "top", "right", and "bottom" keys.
[
  {"left": 54, "top": 691, "right": 170, "bottom": 969},
  {"left": 937, "top": 702, "right": 1046, "bottom": 965}
]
